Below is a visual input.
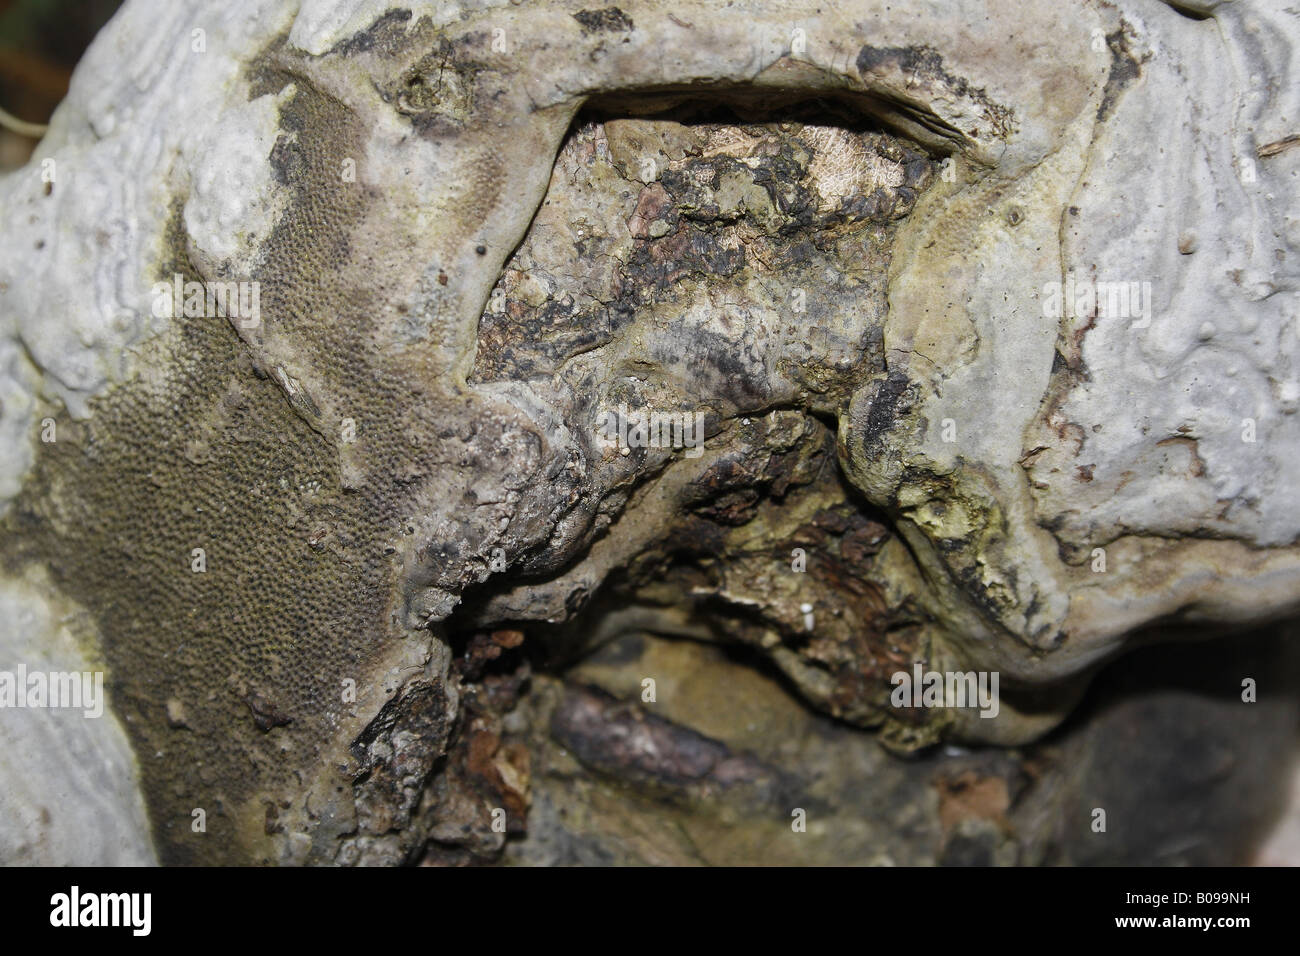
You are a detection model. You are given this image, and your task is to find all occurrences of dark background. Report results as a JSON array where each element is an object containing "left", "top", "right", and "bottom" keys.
[{"left": 0, "top": 0, "right": 123, "bottom": 170}]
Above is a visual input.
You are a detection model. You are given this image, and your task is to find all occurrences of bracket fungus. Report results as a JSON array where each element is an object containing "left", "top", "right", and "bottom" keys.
[{"left": 0, "top": 0, "right": 1298, "bottom": 865}]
